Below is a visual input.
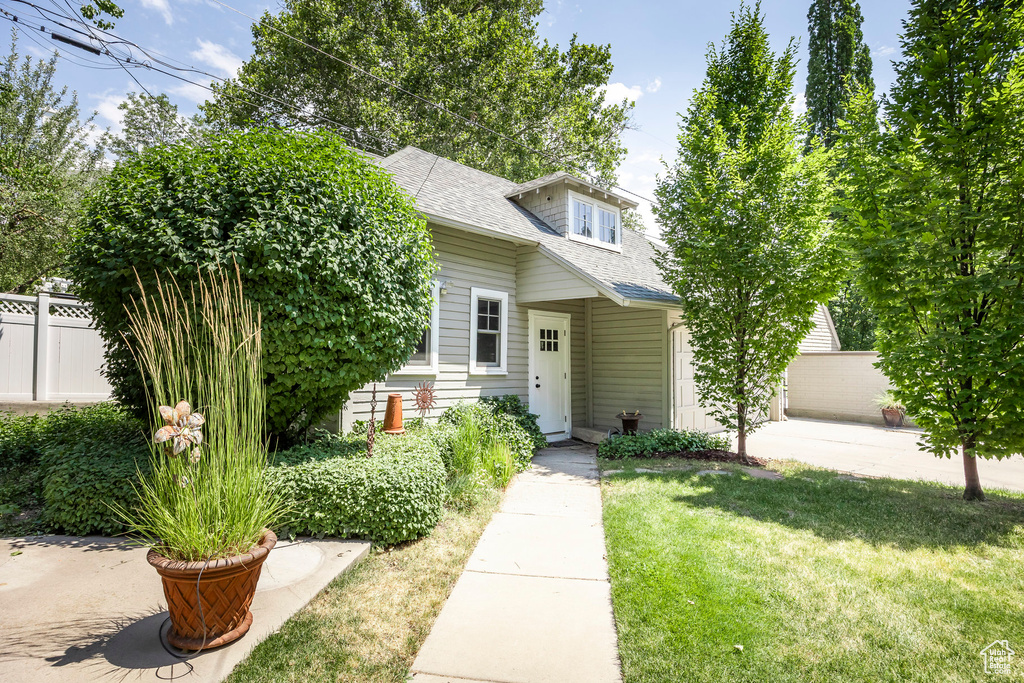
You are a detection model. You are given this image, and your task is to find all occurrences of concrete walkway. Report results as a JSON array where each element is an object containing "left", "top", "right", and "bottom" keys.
[
  {"left": 411, "top": 444, "right": 621, "bottom": 683},
  {"left": 0, "top": 535, "right": 369, "bottom": 682},
  {"left": 747, "top": 418, "right": 1024, "bottom": 492}
]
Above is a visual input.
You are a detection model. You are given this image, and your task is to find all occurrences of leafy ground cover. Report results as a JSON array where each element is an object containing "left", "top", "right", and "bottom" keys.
[
  {"left": 226, "top": 489, "right": 501, "bottom": 683},
  {"left": 602, "top": 459, "right": 1024, "bottom": 682}
]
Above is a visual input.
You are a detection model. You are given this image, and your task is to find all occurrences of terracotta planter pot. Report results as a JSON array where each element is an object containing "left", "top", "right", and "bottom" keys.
[
  {"left": 881, "top": 407, "right": 905, "bottom": 428},
  {"left": 148, "top": 529, "right": 277, "bottom": 651},
  {"left": 617, "top": 413, "right": 643, "bottom": 435},
  {"left": 383, "top": 393, "right": 406, "bottom": 434}
]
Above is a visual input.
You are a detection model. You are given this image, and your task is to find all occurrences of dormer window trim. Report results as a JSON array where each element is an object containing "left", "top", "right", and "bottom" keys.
[{"left": 567, "top": 189, "right": 622, "bottom": 252}]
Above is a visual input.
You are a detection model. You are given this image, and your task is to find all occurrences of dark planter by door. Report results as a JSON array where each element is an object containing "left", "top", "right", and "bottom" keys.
[{"left": 617, "top": 412, "right": 643, "bottom": 435}]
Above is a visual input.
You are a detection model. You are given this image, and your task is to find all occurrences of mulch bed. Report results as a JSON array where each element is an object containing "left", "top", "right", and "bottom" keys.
[{"left": 645, "top": 449, "right": 767, "bottom": 467}]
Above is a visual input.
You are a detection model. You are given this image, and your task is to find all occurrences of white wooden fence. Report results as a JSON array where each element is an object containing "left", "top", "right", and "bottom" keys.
[{"left": 0, "top": 292, "right": 112, "bottom": 402}]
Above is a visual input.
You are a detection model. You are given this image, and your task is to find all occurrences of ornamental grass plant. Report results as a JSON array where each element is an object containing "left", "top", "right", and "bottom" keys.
[{"left": 116, "top": 267, "right": 284, "bottom": 562}]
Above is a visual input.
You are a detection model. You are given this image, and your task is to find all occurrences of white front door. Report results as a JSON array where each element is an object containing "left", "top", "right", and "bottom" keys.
[{"left": 529, "top": 311, "right": 571, "bottom": 440}]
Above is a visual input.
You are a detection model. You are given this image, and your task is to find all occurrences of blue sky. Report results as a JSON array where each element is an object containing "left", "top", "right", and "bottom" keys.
[{"left": 2, "top": 0, "right": 911, "bottom": 232}]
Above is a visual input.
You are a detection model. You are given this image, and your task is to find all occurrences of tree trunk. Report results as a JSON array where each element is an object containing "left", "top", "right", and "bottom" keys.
[
  {"left": 736, "top": 404, "right": 748, "bottom": 463},
  {"left": 962, "top": 442, "right": 985, "bottom": 501}
]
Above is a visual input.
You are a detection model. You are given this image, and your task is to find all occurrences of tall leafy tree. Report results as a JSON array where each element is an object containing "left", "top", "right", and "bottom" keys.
[
  {"left": 654, "top": 3, "right": 842, "bottom": 460},
  {"left": 806, "top": 0, "right": 873, "bottom": 148},
  {"left": 101, "top": 92, "right": 207, "bottom": 159},
  {"left": 839, "top": 0, "right": 1024, "bottom": 500},
  {"left": 0, "top": 30, "right": 104, "bottom": 293},
  {"left": 828, "top": 278, "right": 877, "bottom": 349},
  {"left": 205, "top": 0, "right": 631, "bottom": 184}
]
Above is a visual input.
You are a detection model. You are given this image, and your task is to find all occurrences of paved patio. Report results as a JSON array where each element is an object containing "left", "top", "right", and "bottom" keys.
[
  {"left": 411, "top": 444, "right": 621, "bottom": 683},
  {"left": 0, "top": 535, "right": 369, "bottom": 682},
  {"left": 746, "top": 418, "right": 1024, "bottom": 493}
]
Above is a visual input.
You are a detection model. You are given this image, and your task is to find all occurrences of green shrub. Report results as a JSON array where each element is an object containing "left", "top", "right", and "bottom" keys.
[
  {"left": 39, "top": 404, "right": 150, "bottom": 535},
  {"left": 269, "top": 432, "right": 445, "bottom": 544},
  {"left": 71, "top": 129, "right": 436, "bottom": 440},
  {"left": 0, "top": 412, "right": 44, "bottom": 467},
  {"left": 480, "top": 394, "right": 547, "bottom": 450},
  {"left": 597, "top": 428, "right": 731, "bottom": 460},
  {"left": 440, "top": 402, "right": 535, "bottom": 472},
  {"left": 481, "top": 440, "right": 515, "bottom": 489}
]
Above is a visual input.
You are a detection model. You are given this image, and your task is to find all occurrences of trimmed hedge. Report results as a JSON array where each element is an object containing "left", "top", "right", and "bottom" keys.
[
  {"left": 38, "top": 404, "right": 150, "bottom": 535},
  {"left": 597, "top": 428, "right": 731, "bottom": 460},
  {"left": 269, "top": 432, "right": 445, "bottom": 544}
]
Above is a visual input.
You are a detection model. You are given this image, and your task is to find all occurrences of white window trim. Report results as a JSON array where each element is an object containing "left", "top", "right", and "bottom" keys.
[
  {"left": 469, "top": 287, "right": 509, "bottom": 376},
  {"left": 567, "top": 189, "right": 623, "bottom": 253},
  {"left": 393, "top": 280, "right": 440, "bottom": 376}
]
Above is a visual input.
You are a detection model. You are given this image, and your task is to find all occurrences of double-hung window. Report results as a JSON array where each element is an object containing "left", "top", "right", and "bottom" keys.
[
  {"left": 569, "top": 190, "right": 621, "bottom": 251},
  {"left": 394, "top": 280, "right": 440, "bottom": 375},
  {"left": 470, "top": 287, "right": 508, "bottom": 375},
  {"left": 573, "top": 198, "right": 593, "bottom": 239}
]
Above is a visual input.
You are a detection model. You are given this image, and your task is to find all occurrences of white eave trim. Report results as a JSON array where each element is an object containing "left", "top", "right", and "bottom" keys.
[
  {"left": 822, "top": 303, "right": 842, "bottom": 351},
  {"left": 420, "top": 212, "right": 537, "bottom": 246}
]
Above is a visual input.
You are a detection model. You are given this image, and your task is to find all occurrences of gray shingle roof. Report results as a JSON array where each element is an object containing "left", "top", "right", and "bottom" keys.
[{"left": 377, "top": 147, "right": 678, "bottom": 305}]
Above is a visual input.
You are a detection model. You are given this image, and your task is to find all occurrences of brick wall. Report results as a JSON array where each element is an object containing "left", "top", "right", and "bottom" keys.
[{"left": 787, "top": 351, "right": 905, "bottom": 425}]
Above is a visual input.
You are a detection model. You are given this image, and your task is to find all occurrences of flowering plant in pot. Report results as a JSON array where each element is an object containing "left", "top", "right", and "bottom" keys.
[
  {"left": 115, "top": 268, "right": 284, "bottom": 651},
  {"left": 874, "top": 391, "right": 906, "bottom": 428}
]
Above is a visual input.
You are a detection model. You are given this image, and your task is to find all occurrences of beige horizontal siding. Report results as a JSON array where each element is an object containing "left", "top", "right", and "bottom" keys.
[
  {"left": 589, "top": 298, "right": 668, "bottom": 433},
  {"left": 799, "top": 304, "right": 840, "bottom": 352},
  {"left": 341, "top": 224, "right": 527, "bottom": 428},
  {"left": 516, "top": 247, "right": 599, "bottom": 302}
]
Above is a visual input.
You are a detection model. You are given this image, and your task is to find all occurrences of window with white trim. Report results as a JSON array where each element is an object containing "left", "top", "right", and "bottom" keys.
[
  {"left": 569, "top": 190, "right": 621, "bottom": 251},
  {"left": 469, "top": 287, "right": 509, "bottom": 375},
  {"left": 394, "top": 281, "right": 440, "bottom": 375}
]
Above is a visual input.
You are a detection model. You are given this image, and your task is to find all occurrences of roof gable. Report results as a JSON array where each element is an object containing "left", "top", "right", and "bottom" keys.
[{"left": 376, "top": 147, "right": 677, "bottom": 305}]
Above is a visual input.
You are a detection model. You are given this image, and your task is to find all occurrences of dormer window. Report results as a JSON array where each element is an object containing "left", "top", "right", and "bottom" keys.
[
  {"left": 573, "top": 199, "right": 593, "bottom": 238},
  {"left": 568, "top": 190, "right": 621, "bottom": 251}
]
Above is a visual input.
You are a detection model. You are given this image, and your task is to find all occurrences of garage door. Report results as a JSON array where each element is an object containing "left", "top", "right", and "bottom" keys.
[{"left": 671, "top": 326, "right": 721, "bottom": 432}]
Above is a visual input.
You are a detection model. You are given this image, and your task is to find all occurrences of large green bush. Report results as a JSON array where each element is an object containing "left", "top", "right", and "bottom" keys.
[
  {"left": 39, "top": 404, "right": 151, "bottom": 535},
  {"left": 71, "top": 129, "right": 436, "bottom": 439},
  {"left": 598, "top": 428, "right": 731, "bottom": 460},
  {"left": 269, "top": 432, "right": 445, "bottom": 544},
  {"left": 0, "top": 412, "right": 44, "bottom": 468},
  {"left": 480, "top": 394, "right": 547, "bottom": 450}
]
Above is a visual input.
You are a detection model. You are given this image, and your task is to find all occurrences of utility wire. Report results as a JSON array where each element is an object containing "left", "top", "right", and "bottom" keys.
[
  {"left": 9, "top": 0, "right": 654, "bottom": 203},
  {"left": 205, "top": 0, "right": 654, "bottom": 204},
  {"left": 3, "top": 2, "right": 390, "bottom": 156}
]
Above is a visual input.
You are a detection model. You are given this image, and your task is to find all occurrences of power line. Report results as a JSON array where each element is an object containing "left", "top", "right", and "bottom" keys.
[
  {"left": 2, "top": 1, "right": 390, "bottom": 156},
  {"left": 205, "top": 0, "right": 654, "bottom": 204}
]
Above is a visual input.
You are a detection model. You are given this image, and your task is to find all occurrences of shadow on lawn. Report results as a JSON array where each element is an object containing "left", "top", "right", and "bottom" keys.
[{"left": 662, "top": 465, "right": 1024, "bottom": 551}]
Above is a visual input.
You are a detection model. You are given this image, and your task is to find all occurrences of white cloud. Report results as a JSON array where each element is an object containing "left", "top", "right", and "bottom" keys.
[
  {"left": 646, "top": 78, "right": 662, "bottom": 94},
  {"left": 140, "top": 0, "right": 173, "bottom": 25},
  {"left": 873, "top": 45, "right": 897, "bottom": 57},
  {"left": 617, "top": 145, "right": 664, "bottom": 238},
  {"left": 170, "top": 80, "right": 213, "bottom": 104},
  {"left": 793, "top": 91, "right": 807, "bottom": 116},
  {"left": 190, "top": 40, "right": 243, "bottom": 78},
  {"left": 93, "top": 93, "right": 127, "bottom": 130},
  {"left": 602, "top": 82, "right": 644, "bottom": 106}
]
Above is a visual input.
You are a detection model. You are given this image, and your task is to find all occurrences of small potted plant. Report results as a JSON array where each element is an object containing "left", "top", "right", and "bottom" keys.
[
  {"left": 616, "top": 409, "right": 643, "bottom": 435},
  {"left": 874, "top": 391, "right": 906, "bottom": 428},
  {"left": 117, "top": 269, "right": 284, "bottom": 651}
]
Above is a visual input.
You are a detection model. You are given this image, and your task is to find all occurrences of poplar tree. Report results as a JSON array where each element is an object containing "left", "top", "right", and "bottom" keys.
[
  {"left": 655, "top": 3, "right": 842, "bottom": 460},
  {"left": 806, "top": 0, "right": 873, "bottom": 148}
]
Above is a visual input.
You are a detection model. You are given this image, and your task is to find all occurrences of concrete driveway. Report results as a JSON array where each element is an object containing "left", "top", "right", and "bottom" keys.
[{"left": 745, "top": 418, "right": 1024, "bottom": 493}]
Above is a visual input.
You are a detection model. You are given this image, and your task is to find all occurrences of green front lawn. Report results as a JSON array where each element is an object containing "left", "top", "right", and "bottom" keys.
[{"left": 601, "top": 459, "right": 1024, "bottom": 682}]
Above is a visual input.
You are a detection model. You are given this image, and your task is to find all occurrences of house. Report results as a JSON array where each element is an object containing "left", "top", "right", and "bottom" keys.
[{"left": 339, "top": 146, "right": 837, "bottom": 442}]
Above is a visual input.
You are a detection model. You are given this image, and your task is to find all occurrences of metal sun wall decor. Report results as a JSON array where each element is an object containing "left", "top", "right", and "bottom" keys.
[{"left": 413, "top": 381, "right": 437, "bottom": 417}]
